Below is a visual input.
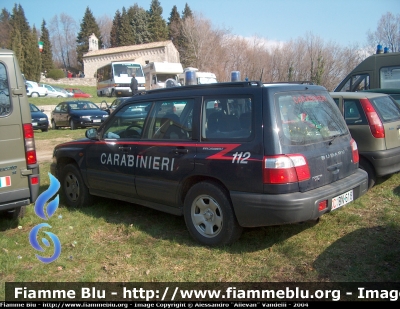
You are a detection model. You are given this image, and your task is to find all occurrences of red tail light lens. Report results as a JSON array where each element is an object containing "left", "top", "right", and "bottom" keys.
[
  {"left": 263, "top": 154, "right": 310, "bottom": 184},
  {"left": 350, "top": 138, "right": 359, "bottom": 164},
  {"left": 23, "top": 123, "right": 37, "bottom": 165},
  {"left": 359, "top": 98, "right": 384, "bottom": 138}
]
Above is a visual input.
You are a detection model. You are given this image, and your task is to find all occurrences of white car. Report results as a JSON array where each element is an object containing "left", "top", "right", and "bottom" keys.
[
  {"left": 40, "top": 83, "right": 69, "bottom": 98},
  {"left": 26, "top": 80, "right": 48, "bottom": 97}
]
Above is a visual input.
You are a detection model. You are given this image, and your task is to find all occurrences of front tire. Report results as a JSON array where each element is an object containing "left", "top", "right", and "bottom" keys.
[
  {"left": 31, "top": 92, "right": 39, "bottom": 98},
  {"left": 70, "top": 119, "right": 77, "bottom": 130},
  {"left": 61, "top": 164, "right": 92, "bottom": 208},
  {"left": 51, "top": 119, "right": 58, "bottom": 130},
  {"left": 183, "top": 181, "right": 243, "bottom": 246}
]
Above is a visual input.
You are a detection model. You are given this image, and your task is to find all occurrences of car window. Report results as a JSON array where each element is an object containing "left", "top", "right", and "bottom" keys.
[
  {"left": 0, "top": 63, "right": 11, "bottom": 117},
  {"left": 343, "top": 99, "right": 367, "bottom": 125},
  {"left": 202, "top": 96, "right": 253, "bottom": 140},
  {"left": 277, "top": 91, "right": 348, "bottom": 145},
  {"left": 103, "top": 102, "right": 151, "bottom": 139},
  {"left": 370, "top": 95, "right": 400, "bottom": 122},
  {"left": 147, "top": 99, "right": 194, "bottom": 140},
  {"left": 380, "top": 66, "right": 400, "bottom": 89}
]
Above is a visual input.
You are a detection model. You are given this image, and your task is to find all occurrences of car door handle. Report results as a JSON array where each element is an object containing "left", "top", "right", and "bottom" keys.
[
  {"left": 174, "top": 148, "right": 188, "bottom": 154},
  {"left": 119, "top": 146, "right": 131, "bottom": 153}
]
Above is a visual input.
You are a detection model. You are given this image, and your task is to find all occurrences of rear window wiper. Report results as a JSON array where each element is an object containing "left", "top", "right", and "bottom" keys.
[{"left": 329, "top": 133, "right": 344, "bottom": 145}]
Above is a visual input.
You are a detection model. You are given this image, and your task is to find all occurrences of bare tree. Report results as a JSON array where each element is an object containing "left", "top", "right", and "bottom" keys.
[
  {"left": 367, "top": 12, "right": 400, "bottom": 52},
  {"left": 49, "top": 13, "right": 77, "bottom": 70},
  {"left": 179, "top": 13, "right": 228, "bottom": 72},
  {"left": 97, "top": 14, "right": 112, "bottom": 49}
]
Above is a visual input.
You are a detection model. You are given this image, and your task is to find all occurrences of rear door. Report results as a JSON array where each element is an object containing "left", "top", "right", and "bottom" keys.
[{"left": 0, "top": 54, "right": 30, "bottom": 206}]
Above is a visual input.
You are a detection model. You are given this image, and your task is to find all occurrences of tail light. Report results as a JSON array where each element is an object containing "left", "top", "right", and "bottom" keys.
[
  {"left": 350, "top": 138, "right": 359, "bottom": 164},
  {"left": 359, "top": 98, "right": 384, "bottom": 138},
  {"left": 263, "top": 154, "right": 310, "bottom": 184},
  {"left": 23, "top": 123, "right": 37, "bottom": 165}
]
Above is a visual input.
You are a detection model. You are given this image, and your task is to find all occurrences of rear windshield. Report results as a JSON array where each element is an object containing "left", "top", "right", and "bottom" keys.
[
  {"left": 276, "top": 91, "right": 348, "bottom": 145},
  {"left": 370, "top": 95, "right": 400, "bottom": 123}
]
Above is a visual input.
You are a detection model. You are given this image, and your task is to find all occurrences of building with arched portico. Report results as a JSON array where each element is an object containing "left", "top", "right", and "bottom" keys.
[{"left": 82, "top": 34, "right": 180, "bottom": 79}]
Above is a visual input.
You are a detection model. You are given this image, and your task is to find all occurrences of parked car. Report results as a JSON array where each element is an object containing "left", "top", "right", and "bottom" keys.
[
  {"left": 65, "top": 88, "right": 92, "bottom": 98},
  {"left": 53, "top": 86, "right": 71, "bottom": 97},
  {"left": 29, "top": 103, "right": 49, "bottom": 132},
  {"left": 104, "top": 97, "right": 131, "bottom": 114},
  {"left": 330, "top": 91, "right": 400, "bottom": 188},
  {"left": 50, "top": 81, "right": 368, "bottom": 246},
  {"left": 39, "top": 83, "right": 68, "bottom": 98},
  {"left": 361, "top": 88, "right": 400, "bottom": 106},
  {"left": 51, "top": 100, "right": 109, "bottom": 130},
  {"left": 26, "top": 80, "right": 47, "bottom": 97}
]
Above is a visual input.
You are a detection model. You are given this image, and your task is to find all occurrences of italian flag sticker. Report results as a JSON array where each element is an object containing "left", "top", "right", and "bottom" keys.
[{"left": 0, "top": 176, "right": 11, "bottom": 188}]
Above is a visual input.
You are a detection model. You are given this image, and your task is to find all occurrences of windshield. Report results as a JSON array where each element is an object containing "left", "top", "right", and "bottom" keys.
[
  {"left": 276, "top": 91, "right": 348, "bottom": 145},
  {"left": 30, "top": 104, "right": 39, "bottom": 112},
  {"left": 113, "top": 63, "right": 144, "bottom": 78}
]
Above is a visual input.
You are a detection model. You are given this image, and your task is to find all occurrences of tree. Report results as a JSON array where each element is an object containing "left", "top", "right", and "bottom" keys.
[
  {"left": 97, "top": 14, "right": 112, "bottom": 49},
  {"left": 50, "top": 13, "right": 78, "bottom": 70},
  {"left": 118, "top": 7, "right": 135, "bottom": 46},
  {"left": 9, "top": 4, "right": 31, "bottom": 73},
  {"left": 168, "top": 5, "right": 181, "bottom": 42},
  {"left": 178, "top": 13, "right": 228, "bottom": 70},
  {"left": 0, "top": 8, "right": 12, "bottom": 48},
  {"left": 181, "top": 3, "right": 193, "bottom": 20},
  {"left": 24, "top": 26, "right": 42, "bottom": 81},
  {"left": 129, "top": 4, "right": 151, "bottom": 45},
  {"left": 76, "top": 6, "right": 102, "bottom": 70},
  {"left": 40, "top": 19, "right": 53, "bottom": 73},
  {"left": 367, "top": 12, "right": 400, "bottom": 52},
  {"left": 147, "top": 0, "right": 168, "bottom": 42},
  {"left": 110, "top": 10, "right": 121, "bottom": 47}
]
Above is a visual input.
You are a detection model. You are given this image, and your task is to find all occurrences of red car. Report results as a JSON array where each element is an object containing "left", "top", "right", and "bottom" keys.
[{"left": 65, "top": 88, "right": 92, "bottom": 98}]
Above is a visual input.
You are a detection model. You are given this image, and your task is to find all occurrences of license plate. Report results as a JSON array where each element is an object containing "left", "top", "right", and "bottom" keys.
[
  {"left": 332, "top": 190, "right": 353, "bottom": 210},
  {"left": 32, "top": 122, "right": 37, "bottom": 126},
  {"left": 93, "top": 119, "right": 101, "bottom": 123}
]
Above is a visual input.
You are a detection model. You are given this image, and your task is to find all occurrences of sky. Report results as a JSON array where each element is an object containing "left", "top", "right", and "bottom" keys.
[{"left": 3, "top": 0, "right": 400, "bottom": 48}]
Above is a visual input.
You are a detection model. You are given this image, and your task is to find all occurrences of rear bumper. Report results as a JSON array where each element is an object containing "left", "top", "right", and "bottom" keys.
[
  {"left": 361, "top": 147, "right": 400, "bottom": 177},
  {"left": 230, "top": 169, "right": 368, "bottom": 227}
]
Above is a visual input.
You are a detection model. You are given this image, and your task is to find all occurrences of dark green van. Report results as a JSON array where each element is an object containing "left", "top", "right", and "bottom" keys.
[
  {"left": 334, "top": 47, "right": 400, "bottom": 92},
  {"left": 0, "top": 48, "right": 40, "bottom": 219}
]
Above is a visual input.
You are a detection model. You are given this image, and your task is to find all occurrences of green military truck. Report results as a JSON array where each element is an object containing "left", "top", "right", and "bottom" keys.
[
  {"left": 334, "top": 45, "right": 400, "bottom": 93},
  {"left": 0, "top": 48, "right": 40, "bottom": 219}
]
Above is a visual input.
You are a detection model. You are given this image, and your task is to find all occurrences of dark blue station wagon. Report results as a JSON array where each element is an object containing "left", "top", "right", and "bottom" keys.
[{"left": 50, "top": 82, "right": 368, "bottom": 246}]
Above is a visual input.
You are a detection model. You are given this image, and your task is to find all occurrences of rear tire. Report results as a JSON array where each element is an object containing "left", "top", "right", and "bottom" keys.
[
  {"left": 5, "top": 206, "right": 26, "bottom": 220},
  {"left": 183, "top": 181, "right": 243, "bottom": 246},
  {"left": 61, "top": 164, "right": 92, "bottom": 208},
  {"left": 359, "top": 158, "right": 376, "bottom": 189},
  {"left": 31, "top": 92, "right": 39, "bottom": 98}
]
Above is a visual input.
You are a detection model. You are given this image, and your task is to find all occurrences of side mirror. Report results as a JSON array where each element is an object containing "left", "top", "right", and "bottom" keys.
[{"left": 85, "top": 128, "right": 98, "bottom": 140}]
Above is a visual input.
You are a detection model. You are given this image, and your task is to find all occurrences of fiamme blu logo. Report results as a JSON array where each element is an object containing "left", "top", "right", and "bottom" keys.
[{"left": 29, "top": 173, "right": 61, "bottom": 263}]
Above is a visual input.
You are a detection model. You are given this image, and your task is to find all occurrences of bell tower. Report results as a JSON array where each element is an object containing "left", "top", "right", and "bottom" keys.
[{"left": 88, "top": 33, "right": 98, "bottom": 52}]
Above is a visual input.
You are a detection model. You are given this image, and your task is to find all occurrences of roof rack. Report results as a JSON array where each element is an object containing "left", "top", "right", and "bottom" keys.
[{"left": 143, "top": 81, "right": 264, "bottom": 94}]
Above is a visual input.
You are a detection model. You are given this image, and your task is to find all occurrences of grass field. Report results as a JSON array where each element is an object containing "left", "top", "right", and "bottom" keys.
[{"left": 1, "top": 127, "right": 400, "bottom": 300}]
